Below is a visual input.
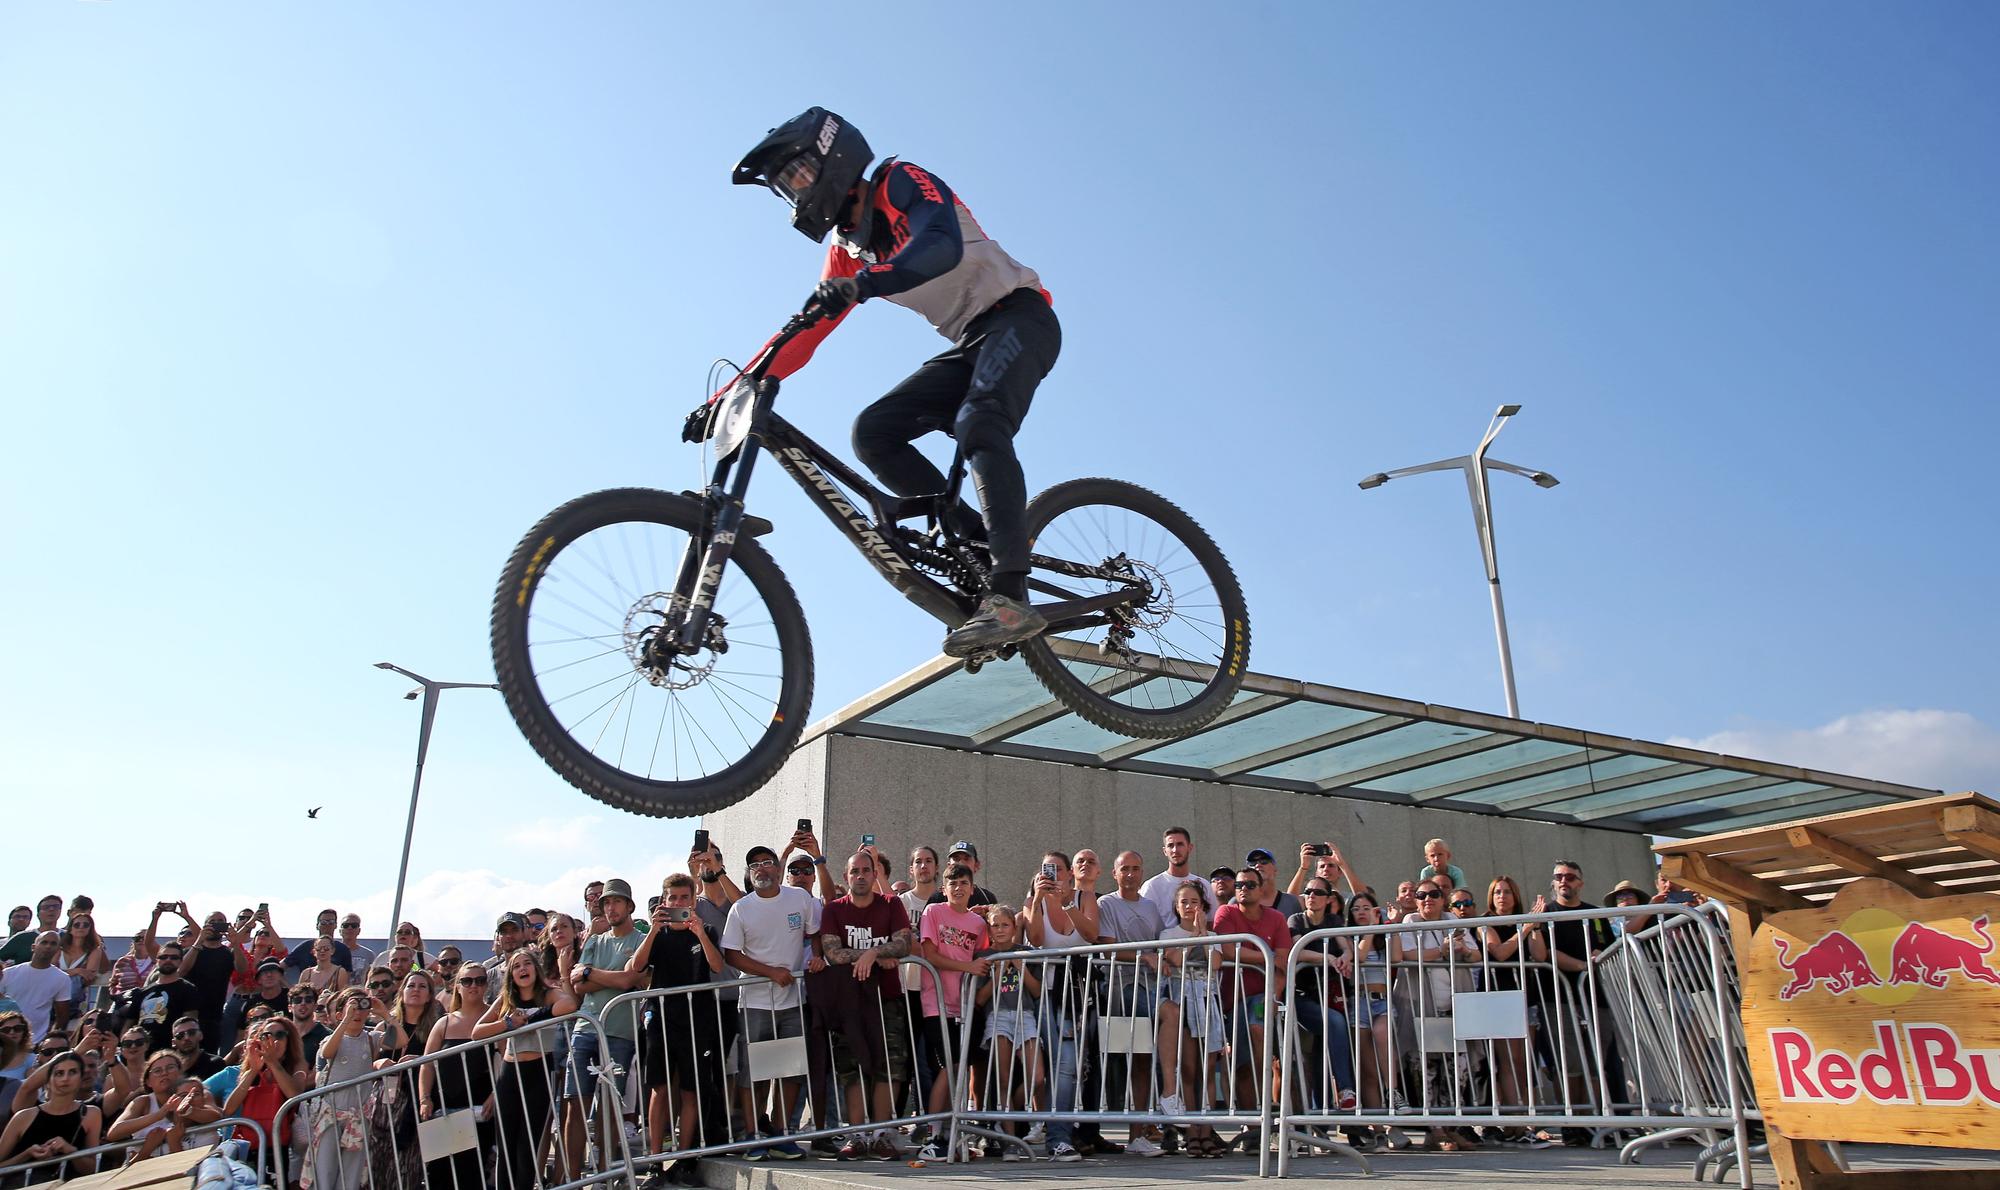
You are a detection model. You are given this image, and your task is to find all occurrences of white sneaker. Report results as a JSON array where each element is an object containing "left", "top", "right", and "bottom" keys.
[
  {"left": 1158, "top": 1093, "right": 1187, "bottom": 1116},
  {"left": 916, "top": 1142, "right": 944, "bottom": 1162},
  {"left": 1024, "top": 1123, "right": 1046, "bottom": 1145},
  {"left": 1049, "top": 1142, "right": 1082, "bottom": 1162},
  {"left": 1337, "top": 1089, "right": 1358, "bottom": 1111},
  {"left": 1127, "top": 1135, "right": 1164, "bottom": 1158}
]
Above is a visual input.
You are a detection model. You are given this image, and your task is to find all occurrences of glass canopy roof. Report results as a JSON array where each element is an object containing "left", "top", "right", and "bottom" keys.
[{"left": 807, "top": 642, "right": 1938, "bottom": 838}]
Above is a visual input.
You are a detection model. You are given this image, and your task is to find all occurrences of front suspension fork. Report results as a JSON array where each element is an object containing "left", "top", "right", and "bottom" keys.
[{"left": 669, "top": 438, "right": 764, "bottom": 654}]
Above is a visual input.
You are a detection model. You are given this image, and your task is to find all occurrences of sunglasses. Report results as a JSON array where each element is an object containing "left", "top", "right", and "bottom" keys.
[
  {"left": 369, "top": 981, "right": 394, "bottom": 990},
  {"left": 172, "top": 1030, "right": 200, "bottom": 1040},
  {"left": 38, "top": 1048, "right": 66, "bottom": 1057},
  {"left": 1552, "top": 873, "right": 1581, "bottom": 883},
  {"left": 1414, "top": 890, "right": 1443, "bottom": 900},
  {"left": 119, "top": 1040, "right": 147, "bottom": 1049},
  {"left": 1451, "top": 900, "right": 1475, "bottom": 909},
  {"left": 459, "top": 974, "right": 488, "bottom": 985},
  {"left": 1235, "top": 881, "right": 1260, "bottom": 891},
  {"left": 1302, "top": 888, "right": 1333, "bottom": 897},
  {"left": 0, "top": 1026, "right": 26, "bottom": 1035}
]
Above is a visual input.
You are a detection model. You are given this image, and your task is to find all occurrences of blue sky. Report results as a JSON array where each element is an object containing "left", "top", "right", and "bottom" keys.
[{"left": 4, "top": 3, "right": 1995, "bottom": 936}]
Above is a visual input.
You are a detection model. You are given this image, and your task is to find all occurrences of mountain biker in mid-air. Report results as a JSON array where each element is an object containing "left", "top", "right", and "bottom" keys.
[{"left": 729, "top": 107, "right": 1061, "bottom": 659}]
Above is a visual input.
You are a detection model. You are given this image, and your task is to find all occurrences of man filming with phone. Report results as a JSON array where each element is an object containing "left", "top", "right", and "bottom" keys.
[{"left": 627, "top": 875, "right": 725, "bottom": 1186}]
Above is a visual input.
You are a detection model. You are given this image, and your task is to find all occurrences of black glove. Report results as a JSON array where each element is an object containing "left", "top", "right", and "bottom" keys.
[{"left": 807, "top": 276, "right": 860, "bottom": 318}]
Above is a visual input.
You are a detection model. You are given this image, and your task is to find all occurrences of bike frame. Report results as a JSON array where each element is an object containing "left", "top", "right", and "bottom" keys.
[{"left": 668, "top": 313, "right": 1143, "bottom": 657}]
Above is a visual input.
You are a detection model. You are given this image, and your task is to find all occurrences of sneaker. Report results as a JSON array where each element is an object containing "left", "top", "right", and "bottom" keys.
[
  {"left": 1383, "top": 1128, "right": 1413, "bottom": 1151},
  {"left": 1126, "top": 1135, "right": 1164, "bottom": 1158},
  {"left": 741, "top": 1144, "right": 768, "bottom": 1162},
  {"left": 870, "top": 1134, "right": 899, "bottom": 1161},
  {"left": 1388, "top": 1089, "right": 1411, "bottom": 1113},
  {"left": 1049, "top": 1142, "right": 1082, "bottom": 1163},
  {"left": 1158, "top": 1092, "right": 1187, "bottom": 1116},
  {"left": 942, "top": 593, "right": 1047, "bottom": 657},
  {"left": 837, "top": 1136, "right": 865, "bottom": 1160},
  {"left": 812, "top": 1135, "right": 843, "bottom": 1158},
  {"left": 668, "top": 1159, "right": 705, "bottom": 1187},
  {"left": 1090, "top": 1138, "right": 1126, "bottom": 1155},
  {"left": 1002, "top": 1145, "right": 1030, "bottom": 1162},
  {"left": 765, "top": 1140, "right": 805, "bottom": 1160},
  {"left": 1023, "top": 1123, "right": 1046, "bottom": 1145},
  {"left": 916, "top": 1142, "right": 945, "bottom": 1163},
  {"left": 1337, "top": 1089, "right": 1359, "bottom": 1111}
]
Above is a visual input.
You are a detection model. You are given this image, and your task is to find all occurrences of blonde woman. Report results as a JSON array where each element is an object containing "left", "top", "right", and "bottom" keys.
[
  {"left": 419, "top": 964, "right": 497, "bottom": 1190},
  {"left": 297, "top": 937, "right": 350, "bottom": 997},
  {"left": 1157, "top": 882, "right": 1226, "bottom": 1156},
  {"left": 473, "top": 948, "right": 576, "bottom": 1190}
]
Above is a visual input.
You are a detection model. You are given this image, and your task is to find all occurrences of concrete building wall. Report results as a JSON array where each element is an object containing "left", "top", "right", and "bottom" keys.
[{"left": 705, "top": 733, "right": 1658, "bottom": 903}]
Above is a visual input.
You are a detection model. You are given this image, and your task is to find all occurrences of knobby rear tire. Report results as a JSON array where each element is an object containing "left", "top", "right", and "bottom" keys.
[
  {"left": 1017, "top": 477, "right": 1250, "bottom": 739},
  {"left": 489, "top": 487, "right": 814, "bottom": 818}
]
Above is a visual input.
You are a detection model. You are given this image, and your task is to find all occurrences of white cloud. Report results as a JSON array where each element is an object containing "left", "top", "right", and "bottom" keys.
[{"left": 1667, "top": 708, "right": 2000, "bottom": 794}]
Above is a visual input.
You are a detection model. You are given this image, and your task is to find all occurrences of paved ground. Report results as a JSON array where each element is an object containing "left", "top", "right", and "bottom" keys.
[{"left": 674, "top": 1140, "right": 2000, "bottom": 1188}]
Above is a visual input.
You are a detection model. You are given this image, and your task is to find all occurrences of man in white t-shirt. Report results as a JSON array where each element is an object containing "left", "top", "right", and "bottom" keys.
[
  {"left": 722, "top": 844, "right": 824, "bottom": 1158},
  {"left": 1139, "top": 825, "right": 1217, "bottom": 926},
  {"left": 0, "top": 932, "right": 71, "bottom": 1041}
]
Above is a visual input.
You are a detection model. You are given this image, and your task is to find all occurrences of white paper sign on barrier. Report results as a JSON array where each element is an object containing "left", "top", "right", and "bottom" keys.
[{"left": 1450, "top": 990, "right": 1529, "bottom": 1040}]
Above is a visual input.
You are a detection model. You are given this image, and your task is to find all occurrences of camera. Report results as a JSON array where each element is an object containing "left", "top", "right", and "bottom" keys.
[{"left": 668, "top": 907, "right": 692, "bottom": 923}]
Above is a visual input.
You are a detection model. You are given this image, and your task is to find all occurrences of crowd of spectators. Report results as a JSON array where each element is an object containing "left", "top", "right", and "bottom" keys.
[{"left": 0, "top": 829, "right": 1707, "bottom": 1187}]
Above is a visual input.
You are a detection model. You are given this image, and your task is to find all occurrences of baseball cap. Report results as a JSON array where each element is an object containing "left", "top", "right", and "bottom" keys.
[
  {"left": 600, "top": 878, "right": 635, "bottom": 905},
  {"left": 494, "top": 912, "right": 528, "bottom": 932},
  {"left": 1246, "top": 847, "right": 1275, "bottom": 865},
  {"left": 257, "top": 959, "right": 285, "bottom": 975},
  {"left": 947, "top": 840, "right": 978, "bottom": 860},
  {"left": 786, "top": 856, "right": 815, "bottom": 873},
  {"left": 1208, "top": 866, "right": 1237, "bottom": 880}
]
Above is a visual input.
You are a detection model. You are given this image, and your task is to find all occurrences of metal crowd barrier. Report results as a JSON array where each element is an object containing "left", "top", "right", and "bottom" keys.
[
  {"left": 943, "top": 934, "right": 1281, "bottom": 1177},
  {"left": 270, "top": 1012, "right": 633, "bottom": 1190},
  {"left": 1275, "top": 902, "right": 1752, "bottom": 1186},
  {"left": 596, "top": 955, "right": 955, "bottom": 1175},
  {"left": 0, "top": 1115, "right": 269, "bottom": 1188}
]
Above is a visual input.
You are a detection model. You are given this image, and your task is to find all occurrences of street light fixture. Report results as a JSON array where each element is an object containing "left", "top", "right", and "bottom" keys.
[
  {"left": 374, "top": 661, "right": 499, "bottom": 932},
  {"left": 1358, "top": 405, "right": 1560, "bottom": 719}
]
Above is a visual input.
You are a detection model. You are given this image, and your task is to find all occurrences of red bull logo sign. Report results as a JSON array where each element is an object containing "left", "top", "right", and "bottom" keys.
[{"left": 1743, "top": 880, "right": 2000, "bottom": 1145}]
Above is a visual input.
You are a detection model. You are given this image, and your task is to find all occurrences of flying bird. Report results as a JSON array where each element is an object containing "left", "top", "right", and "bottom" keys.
[{"left": 307, "top": 806, "right": 322, "bottom": 819}]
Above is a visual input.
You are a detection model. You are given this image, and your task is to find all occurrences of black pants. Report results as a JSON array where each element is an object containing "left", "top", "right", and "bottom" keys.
[{"left": 851, "top": 289, "right": 1061, "bottom": 584}]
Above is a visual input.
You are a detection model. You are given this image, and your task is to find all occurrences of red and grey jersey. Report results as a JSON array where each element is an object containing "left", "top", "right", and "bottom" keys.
[{"left": 759, "top": 159, "right": 1047, "bottom": 381}]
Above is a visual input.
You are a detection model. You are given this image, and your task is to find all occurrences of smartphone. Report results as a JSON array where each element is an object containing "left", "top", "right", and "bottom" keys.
[
  {"left": 258, "top": 902, "right": 269, "bottom": 917},
  {"left": 1308, "top": 844, "right": 1331, "bottom": 857},
  {"left": 693, "top": 828, "right": 710, "bottom": 852},
  {"left": 646, "top": 895, "right": 663, "bottom": 913},
  {"left": 668, "top": 907, "right": 692, "bottom": 923},
  {"left": 861, "top": 833, "right": 876, "bottom": 847},
  {"left": 797, "top": 818, "right": 813, "bottom": 834},
  {"left": 1041, "top": 862, "right": 1058, "bottom": 881}
]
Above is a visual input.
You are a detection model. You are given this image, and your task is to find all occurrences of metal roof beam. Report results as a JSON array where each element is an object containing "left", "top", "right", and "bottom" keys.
[
  {"left": 968, "top": 668, "right": 1154, "bottom": 746},
  {"left": 1565, "top": 773, "right": 1788, "bottom": 821},
  {"left": 1313, "top": 732, "right": 1520, "bottom": 792},
  {"left": 1405, "top": 749, "right": 1609, "bottom": 802},
  {"left": 1096, "top": 693, "right": 1294, "bottom": 762},
  {"left": 1209, "top": 713, "right": 1413, "bottom": 778},
  {"left": 1491, "top": 762, "right": 1709, "bottom": 813}
]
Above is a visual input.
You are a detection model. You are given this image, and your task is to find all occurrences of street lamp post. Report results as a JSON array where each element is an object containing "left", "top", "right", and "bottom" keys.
[
  {"left": 1358, "top": 404, "right": 1559, "bottom": 719},
  {"left": 374, "top": 662, "right": 498, "bottom": 932}
]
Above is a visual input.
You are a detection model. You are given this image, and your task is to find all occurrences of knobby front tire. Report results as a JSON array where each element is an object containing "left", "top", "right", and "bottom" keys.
[
  {"left": 1018, "top": 477, "right": 1250, "bottom": 739},
  {"left": 490, "top": 487, "right": 814, "bottom": 817}
]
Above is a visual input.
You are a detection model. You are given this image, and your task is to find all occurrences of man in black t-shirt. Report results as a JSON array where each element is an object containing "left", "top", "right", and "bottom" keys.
[
  {"left": 630, "top": 874, "right": 726, "bottom": 1185},
  {"left": 166, "top": 1012, "right": 225, "bottom": 1080},
  {"left": 125, "top": 943, "right": 201, "bottom": 1052},
  {"left": 181, "top": 912, "right": 246, "bottom": 1042},
  {"left": 1545, "top": 859, "right": 1628, "bottom": 1144},
  {"left": 224, "top": 962, "right": 290, "bottom": 1042}
]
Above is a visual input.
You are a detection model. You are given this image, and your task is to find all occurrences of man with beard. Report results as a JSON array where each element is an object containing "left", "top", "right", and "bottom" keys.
[{"left": 722, "top": 845, "right": 823, "bottom": 1160}]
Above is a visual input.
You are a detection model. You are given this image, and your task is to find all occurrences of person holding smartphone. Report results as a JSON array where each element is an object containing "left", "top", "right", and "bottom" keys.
[{"left": 627, "top": 874, "right": 724, "bottom": 1187}]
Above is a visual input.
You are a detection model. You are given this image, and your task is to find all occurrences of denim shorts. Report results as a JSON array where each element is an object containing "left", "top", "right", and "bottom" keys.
[
  {"left": 984, "top": 1008, "right": 1039, "bottom": 1046},
  {"left": 1350, "top": 994, "right": 1389, "bottom": 1028}
]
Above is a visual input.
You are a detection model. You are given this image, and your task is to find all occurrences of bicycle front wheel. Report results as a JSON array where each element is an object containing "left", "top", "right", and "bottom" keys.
[
  {"left": 490, "top": 487, "right": 813, "bottom": 817},
  {"left": 1018, "top": 477, "right": 1250, "bottom": 738}
]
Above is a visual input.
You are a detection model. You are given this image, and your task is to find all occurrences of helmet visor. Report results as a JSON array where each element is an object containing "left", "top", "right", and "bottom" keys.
[{"left": 770, "top": 154, "right": 820, "bottom": 207}]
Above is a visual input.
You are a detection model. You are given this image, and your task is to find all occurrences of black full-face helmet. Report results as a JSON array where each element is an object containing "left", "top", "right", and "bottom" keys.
[{"left": 733, "top": 107, "right": 873, "bottom": 243}]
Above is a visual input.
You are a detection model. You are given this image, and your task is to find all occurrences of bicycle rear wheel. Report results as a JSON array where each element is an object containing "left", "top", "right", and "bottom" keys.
[
  {"left": 490, "top": 487, "right": 813, "bottom": 817},
  {"left": 1018, "top": 477, "right": 1249, "bottom": 738}
]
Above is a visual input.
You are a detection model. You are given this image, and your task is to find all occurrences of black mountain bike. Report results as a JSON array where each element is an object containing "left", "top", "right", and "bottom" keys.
[{"left": 490, "top": 310, "right": 1251, "bottom": 817}]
